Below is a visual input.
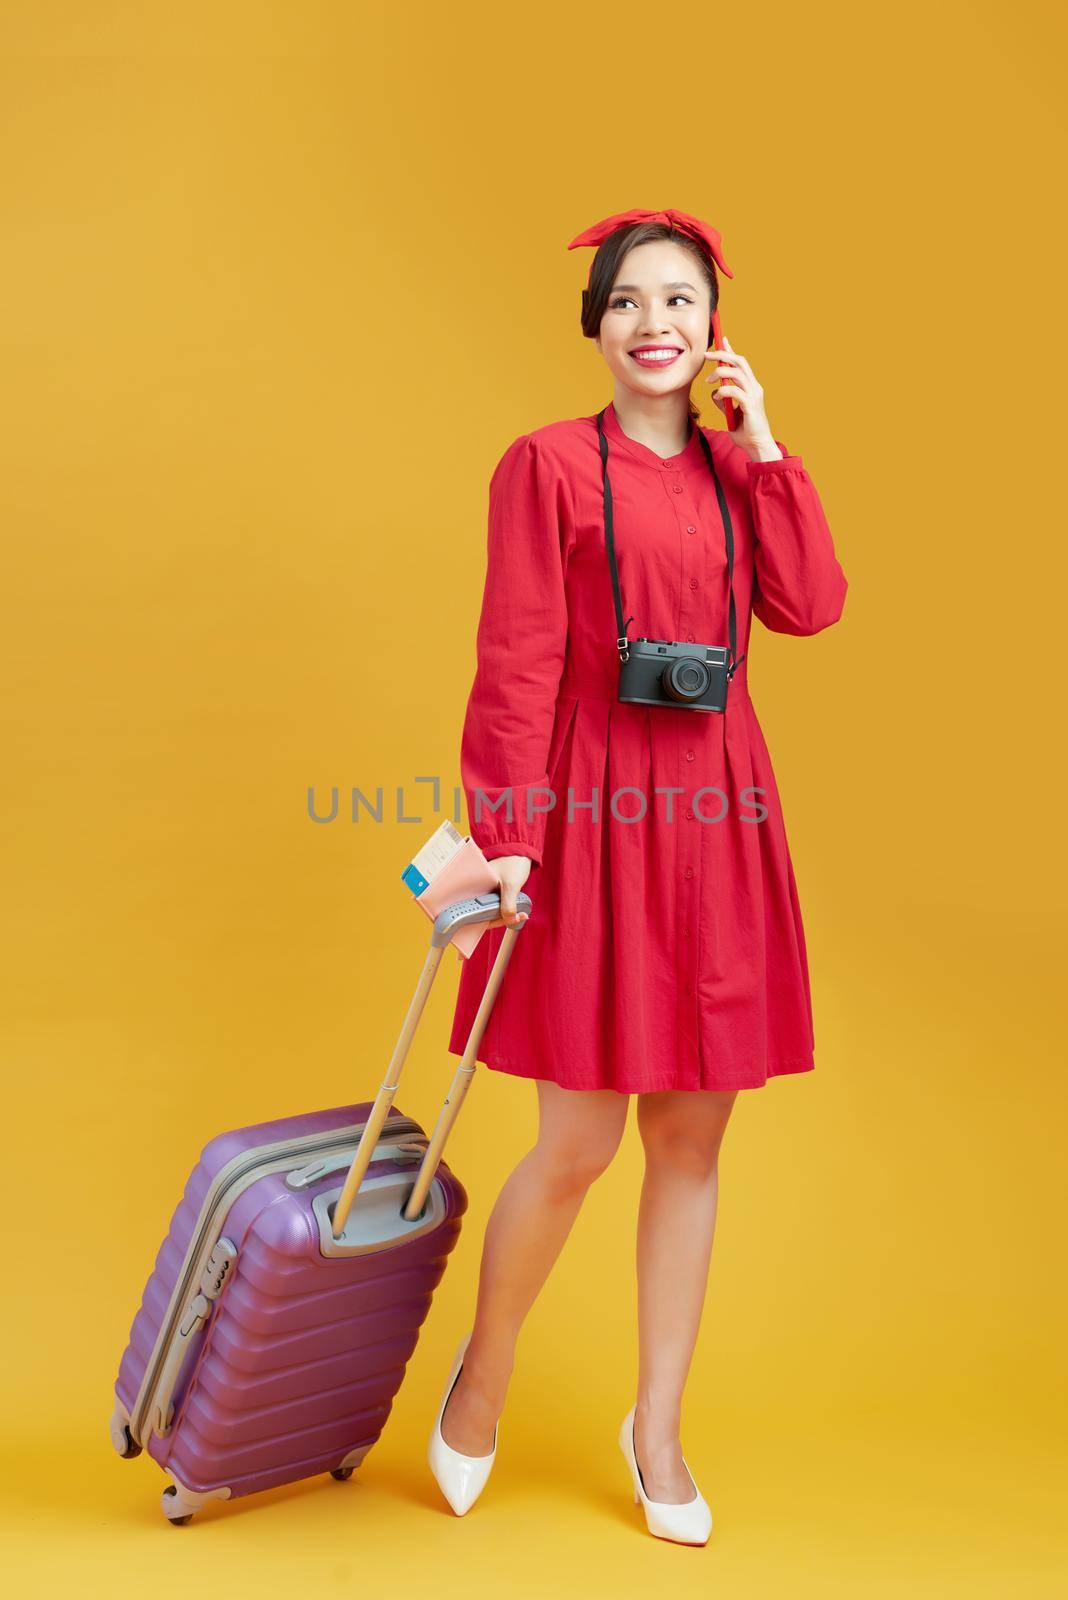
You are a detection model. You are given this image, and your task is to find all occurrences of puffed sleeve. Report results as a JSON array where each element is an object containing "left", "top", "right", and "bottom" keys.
[
  {"left": 747, "top": 442, "right": 848, "bottom": 636},
  {"left": 459, "top": 432, "right": 573, "bottom": 869}
]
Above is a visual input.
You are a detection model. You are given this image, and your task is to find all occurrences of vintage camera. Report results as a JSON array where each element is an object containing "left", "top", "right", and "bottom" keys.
[{"left": 618, "top": 636, "right": 731, "bottom": 713}]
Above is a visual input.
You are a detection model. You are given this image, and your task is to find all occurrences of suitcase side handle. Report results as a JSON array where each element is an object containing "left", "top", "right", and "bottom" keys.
[{"left": 330, "top": 890, "right": 532, "bottom": 1238}]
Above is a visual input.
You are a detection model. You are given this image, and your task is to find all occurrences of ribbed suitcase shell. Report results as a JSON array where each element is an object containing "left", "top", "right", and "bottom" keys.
[{"left": 114, "top": 1102, "right": 467, "bottom": 1507}]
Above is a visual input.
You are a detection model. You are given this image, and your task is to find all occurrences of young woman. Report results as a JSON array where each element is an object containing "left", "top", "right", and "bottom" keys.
[{"left": 428, "top": 207, "right": 848, "bottom": 1544}]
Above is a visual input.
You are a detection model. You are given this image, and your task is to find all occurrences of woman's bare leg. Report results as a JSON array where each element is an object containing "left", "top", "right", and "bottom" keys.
[
  {"left": 632, "top": 1088, "right": 738, "bottom": 1501},
  {"left": 440, "top": 1078, "right": 630, "bottom": 1454}
]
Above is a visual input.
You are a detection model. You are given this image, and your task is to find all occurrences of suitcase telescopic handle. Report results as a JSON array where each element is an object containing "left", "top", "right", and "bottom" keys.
[{"left": 330, "top": 889, "right": 532, "bottom": 1237}]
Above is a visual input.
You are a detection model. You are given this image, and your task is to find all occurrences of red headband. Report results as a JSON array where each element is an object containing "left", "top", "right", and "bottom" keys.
[{"left": 567, "top": 207, "right": 733, "bottom": 283}]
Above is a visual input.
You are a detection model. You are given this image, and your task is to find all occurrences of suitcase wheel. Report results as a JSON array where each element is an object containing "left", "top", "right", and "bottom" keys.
[
  {"left": 161, "top": 1486, "right": 194, "bottom": 1526},
  {"left": 108, "top": 1404, "right": 142, "bottom": 1460}
]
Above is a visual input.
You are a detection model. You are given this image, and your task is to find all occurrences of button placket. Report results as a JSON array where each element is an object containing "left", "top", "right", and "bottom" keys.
[
  {"left": 672, "top": 475, "right": 700, "bottom": 659},
  {"left": 602, "top": 411, "right": 720, "bottom": 1087},
  {"left": 676, "top": 724, "right": 702, "bottom": 1087},
  {"left": 656, "top": 467, "right": 702, "bottom": 1084},
  {"left": 655, "top": 462, "right": 708, "bottom": 1086}
]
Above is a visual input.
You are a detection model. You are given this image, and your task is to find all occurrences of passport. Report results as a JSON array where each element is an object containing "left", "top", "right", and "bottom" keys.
[{"left": 402, "top": 821, "right": 504, "bottom": 960}]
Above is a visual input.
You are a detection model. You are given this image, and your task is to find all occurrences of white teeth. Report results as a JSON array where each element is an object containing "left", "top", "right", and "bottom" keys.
[{"left": 632, "top": 350, "right": 681, "bottom": 362}]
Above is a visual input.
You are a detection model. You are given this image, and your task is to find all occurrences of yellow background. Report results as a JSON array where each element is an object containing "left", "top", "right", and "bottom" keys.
[{"left": 2, "top": 2, "right": 1064, "bottom": 1594}]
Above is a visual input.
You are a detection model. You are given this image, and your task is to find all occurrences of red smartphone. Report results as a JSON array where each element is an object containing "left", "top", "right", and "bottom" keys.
[{"left": 709, "top": 306, "right": 739, "bottom": 432}]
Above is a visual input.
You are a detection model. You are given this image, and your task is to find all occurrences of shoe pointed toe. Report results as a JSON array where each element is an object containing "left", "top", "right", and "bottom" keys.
[
  {"left": 428, "top": 1436, "right": 496, "bottom": 1516},
  {"left": 427, "top": 1333, "right": 499, "bottom": 1517},
  {"left": 618, "top": 1405, "right": 713, "bottom": 1546}
]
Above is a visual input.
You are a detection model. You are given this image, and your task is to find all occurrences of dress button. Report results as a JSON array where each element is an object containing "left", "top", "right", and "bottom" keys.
[
  {"left": 689, "top": 578, "right": 699, "bottom": 590},
  {"left": 685, "top": 750, "right": 695, "bottom": 762},
  {"left": 685, "top": 807, "right": 695, "bottom": 819},
  {"left": 684, "top": 867, "right": 694, "bottom": 880},
  {"left": 685, "top": 632, "right": 695, "bottom": 642},
  {"left": 672, "top": 484, "right": 683, "bottom": 494},
  {"left": 686, "top": 525, "right": 696, "bottom": 533}
]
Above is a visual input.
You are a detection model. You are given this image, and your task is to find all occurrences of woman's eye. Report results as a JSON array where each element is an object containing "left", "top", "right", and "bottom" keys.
[{"left": 609, "top": 295, "right": 693, "bottom": 309}]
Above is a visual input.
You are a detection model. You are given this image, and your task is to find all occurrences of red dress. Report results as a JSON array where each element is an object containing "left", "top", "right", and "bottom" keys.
[{"left": 448, "top": 400, "right": 848, "bottom": 1093}]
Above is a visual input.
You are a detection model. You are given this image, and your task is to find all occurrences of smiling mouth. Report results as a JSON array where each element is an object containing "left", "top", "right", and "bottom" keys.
[{"left": 629, "top": 347, "right": 684, "bottom": 366}]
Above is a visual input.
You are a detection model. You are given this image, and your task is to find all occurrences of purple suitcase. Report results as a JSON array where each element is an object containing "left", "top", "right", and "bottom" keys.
[{"left": 110, "top": 890, "right": 530, "bottom": 1523}]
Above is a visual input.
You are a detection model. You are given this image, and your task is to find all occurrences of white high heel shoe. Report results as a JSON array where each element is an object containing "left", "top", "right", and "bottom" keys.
[
  {"left": 427, "top": 1332, "right": 499, "bottom": 1516},
  {"left": 619, "top": 1404, "right": 713, "bottom": 1545}
]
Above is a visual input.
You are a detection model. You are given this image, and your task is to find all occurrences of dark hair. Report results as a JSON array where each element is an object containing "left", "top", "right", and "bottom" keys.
[{"left": 578, "top": 222, "right": 719, "bottom": 427}]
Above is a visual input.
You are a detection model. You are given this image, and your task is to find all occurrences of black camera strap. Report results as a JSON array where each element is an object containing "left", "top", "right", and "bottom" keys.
[{"left": 596, "top": 407, "right": 745, "bottom": 679}]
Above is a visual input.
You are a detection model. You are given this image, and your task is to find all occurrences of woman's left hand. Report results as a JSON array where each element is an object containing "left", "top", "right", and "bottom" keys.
[{"left": 703, "top": 337, "right": 782, "bottom": 461}]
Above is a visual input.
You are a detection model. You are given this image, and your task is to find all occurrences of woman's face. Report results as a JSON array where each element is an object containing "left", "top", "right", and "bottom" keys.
[{"left": 594, "top": 239, "right": 712, "bottom": 397}]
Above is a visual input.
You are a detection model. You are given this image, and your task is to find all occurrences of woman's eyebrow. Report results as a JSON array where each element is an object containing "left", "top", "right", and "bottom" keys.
[{"left": 610, "top": 281, "right": 699, "bottom": 293}]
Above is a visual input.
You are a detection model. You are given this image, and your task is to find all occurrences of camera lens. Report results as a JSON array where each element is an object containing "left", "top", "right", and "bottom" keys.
[{"left": 662, "top": 656, "right": 711, "bottom": 703}]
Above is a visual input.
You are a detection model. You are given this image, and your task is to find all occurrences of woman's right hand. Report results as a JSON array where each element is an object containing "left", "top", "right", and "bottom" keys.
[{"left": 491, "top": 855, "right": 533, "bottom": 928}]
